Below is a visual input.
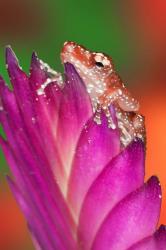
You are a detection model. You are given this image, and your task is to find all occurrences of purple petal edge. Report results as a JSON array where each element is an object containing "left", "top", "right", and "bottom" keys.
[
  {"left": 128, "top": 225, "right": 166, "bottom": 250},
  {"left": 92, "top": 176, "right": 161, "bottom": 250}
]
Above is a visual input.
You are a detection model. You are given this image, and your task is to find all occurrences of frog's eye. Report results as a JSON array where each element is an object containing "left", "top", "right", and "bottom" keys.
[{"left": 95, "top": 61, "right": 104, "bottom": 67}]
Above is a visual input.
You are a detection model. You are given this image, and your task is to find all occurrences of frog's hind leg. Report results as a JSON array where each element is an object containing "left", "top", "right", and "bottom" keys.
[{"left": 116, "top": 110, "right": 134, "bottom": 146}]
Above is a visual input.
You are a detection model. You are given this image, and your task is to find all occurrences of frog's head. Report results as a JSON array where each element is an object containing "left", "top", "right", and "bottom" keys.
[{"left": 61, "top": 41, "right": 114, "bottom": 95}]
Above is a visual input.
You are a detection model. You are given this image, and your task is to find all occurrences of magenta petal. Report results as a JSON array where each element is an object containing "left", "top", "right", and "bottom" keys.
[
  {"left": 56, "top": 63, "right": 92, "bottom": 178},
  {"left": 29, "top": 52, "right": 62, "bottom": 124},
  {"left": 30, "top": 52, "right": 49, "bottom": 88},
  {"left": 5, "top": 145, "right": 76, "bottom": 250},
  {"left": 0, "top": 100, "right": 76, "bottom": 249},
  {"left": 0, "top": 138, "right": 25, "bottom": 188},
  {"left": 155, "top": 226, "right": 166, "bottom": 250},
  {"left": 67, "top": 111, "right": 120, "bottom": 218},
  {"left": 7, "top": 177, "right": 68, "bottom": 250},
  {"left": 6, "top": 46, "right": 34, "bottom": 117},
  {"left": 0, "top": 77, "right": 32, "bottom": 149},
  {"left": 128, "top": 225, "right": 166, "bottom": 250},
  {"left": 6, "top": 49, "right": 65, "bottom": 186},
  {"left": 33, "top": 83, "right": 65, "bottom": 184},
  {"left": 0, "top": 78, "right": 61, "bottom": 187},
  {"left": 78, "top": 140, "right": 145, "bottom": 249},
  {"left": 5, "top": 48, "right": 45, "bottom": 155},
  {"left": 29, "top": 53, "right": 65, "bottom": 182},
  {"left": 92, "top": 176, "right": 161, "bottom": 250}
]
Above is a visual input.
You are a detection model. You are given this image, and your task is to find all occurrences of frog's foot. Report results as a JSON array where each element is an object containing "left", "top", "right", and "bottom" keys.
[
  {"left": 118, "top": 121, "right": 133, "bottom": 146},
  {"left": 116, "top": 110, "right": 134, "bottom": 146},
  {"left": 117, "top": 111, "right": 146, "bottom": 146},
  {"left": 132, "top": 114, "right": 146, "bottom": 141}
]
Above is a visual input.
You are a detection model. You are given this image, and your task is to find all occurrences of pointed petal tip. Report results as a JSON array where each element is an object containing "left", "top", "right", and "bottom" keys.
[
  {"left": 126, "top": 139, "right": 145, "bottom": 161},
  {"left": 5, "top": 45, "right": 19, "bottom": 66},
  {"left": 64, "top": 62, "right": 86, "bottom": 89},
  {"left": 147, "top": 175, "right": 161, "bottom": 195},
  {"left": 64, "top": 62, "right": 76, "bottom": 73},
  {"left": 30, "top": 51, "right": 40, "bottom": 69},
  {"left": 64, "top": 62, "right": 71, "bottom": 72},
  {"left": 32, "top": 51, "right": 38, "bottom": 57},
  {"left": 148, "top": 175, "right": 160, "bottom": 185},
  {"left": 155, "top": 224, "right": 166, "bottom": 245},
  {"left": 5, "top": 45, "right": 13, "bottom": 52},
  {"left": 160, "top": 224, "right": 166, "bottom": 229},
  {"left": 31, "top": 51, "right": 38, "bottom": 61},
  {"left": 146, "top": 176, "right": 162, "bottom": 207},
  {"left": 91, "top": 175, "right": 162, "bottom": 250},
  {"left": 158, "top": 224, "right": 166, "bottom": 232}
]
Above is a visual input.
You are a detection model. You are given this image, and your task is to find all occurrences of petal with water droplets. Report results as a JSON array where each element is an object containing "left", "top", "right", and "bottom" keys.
[
  {"left": 67, "top": 111, "right": 120, "bottom": 218},
  {"left": 56, "top": 63, "right": 92, "bottom": 180}
]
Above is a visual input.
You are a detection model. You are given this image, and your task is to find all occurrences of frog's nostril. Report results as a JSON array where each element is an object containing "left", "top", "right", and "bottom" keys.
[{"left": 63, "top": 41, "right": 77, "bottom": 53}]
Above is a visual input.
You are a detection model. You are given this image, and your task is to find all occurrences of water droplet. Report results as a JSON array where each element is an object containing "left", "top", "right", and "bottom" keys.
[{"left": 31, "top": 117, "right": 36, "bottom": 124}]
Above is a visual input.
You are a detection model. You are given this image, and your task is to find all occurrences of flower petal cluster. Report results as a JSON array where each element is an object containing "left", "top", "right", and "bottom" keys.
[{"left": 0, "top": 47, "right": 165, "bottom": 250}]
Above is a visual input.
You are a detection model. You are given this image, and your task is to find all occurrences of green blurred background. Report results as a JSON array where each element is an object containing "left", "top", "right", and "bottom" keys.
[{"left": 0, "top": 0, "right": 166, "bottom": 249}]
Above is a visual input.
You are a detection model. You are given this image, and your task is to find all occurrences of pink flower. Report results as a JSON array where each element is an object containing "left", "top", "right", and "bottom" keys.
[{"left": 0, "top": 46, "right": 165, "bottom": 250}]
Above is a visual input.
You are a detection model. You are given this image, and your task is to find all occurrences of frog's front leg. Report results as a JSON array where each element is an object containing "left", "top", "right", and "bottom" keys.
[
  {"left": 93, "top": 103, "right": 116, "bottom": 129},
  {"left": 94, "top": 86, "right": 141, "bottom": 133},
  {"left": 99, "top": 86, "right": 139, "bottom": 113}
]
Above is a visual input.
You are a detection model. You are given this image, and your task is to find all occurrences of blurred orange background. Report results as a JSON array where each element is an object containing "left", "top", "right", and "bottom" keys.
[{"left": 0, "top": 0, "right": 166, "bottom": 249}]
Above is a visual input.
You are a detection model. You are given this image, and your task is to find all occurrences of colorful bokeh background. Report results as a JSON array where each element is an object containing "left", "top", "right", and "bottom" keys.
[{"left": 0, "top": 0, "right": 166, "bottom": 249}]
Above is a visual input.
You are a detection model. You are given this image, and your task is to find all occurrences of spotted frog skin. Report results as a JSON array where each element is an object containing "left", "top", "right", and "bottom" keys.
[{"left": 61, "top": 41, "right": 145, "bottom": 146}]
